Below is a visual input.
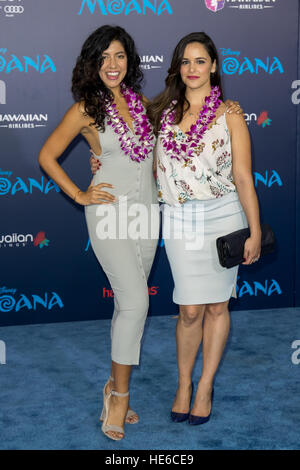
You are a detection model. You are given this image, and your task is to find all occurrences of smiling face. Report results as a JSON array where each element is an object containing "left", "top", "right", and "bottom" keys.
[
  {"left": 180, "top": 42, "right": 216, "bottom": 91},
  {"left": 99, "top": 40, "right": 128, "bottom": 91}
]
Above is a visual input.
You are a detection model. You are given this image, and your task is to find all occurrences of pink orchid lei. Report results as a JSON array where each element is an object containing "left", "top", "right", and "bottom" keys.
[
  {"left": 105, "top": 83, "right": 155, "bottom": 163},
  {"left": 160, "top": 86, "right": 221, "bottom": 163}
]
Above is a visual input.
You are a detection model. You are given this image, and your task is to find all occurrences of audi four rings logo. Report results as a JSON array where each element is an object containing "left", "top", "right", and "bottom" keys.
[{"left": 4, "top": 5, "right": 24, "bottom": 13}]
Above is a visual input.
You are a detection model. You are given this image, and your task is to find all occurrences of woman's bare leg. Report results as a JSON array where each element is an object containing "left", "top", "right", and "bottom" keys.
[
  {"left": 172, "top": 304, "right": 206, "bottom": 413},
  {"left": 191, "top": 300, "right": 230, "bottom": 417},
  {"left": 104, "top": 362, "right": 131, "bottom": 439}
]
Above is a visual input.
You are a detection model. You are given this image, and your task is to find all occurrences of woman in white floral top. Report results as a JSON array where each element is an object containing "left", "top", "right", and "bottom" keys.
[{"left": 148, "top": 32, "right": 261, "bottom": 426}]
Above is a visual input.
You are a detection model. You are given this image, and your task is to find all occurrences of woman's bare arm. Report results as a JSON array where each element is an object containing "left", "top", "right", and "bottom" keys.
[
  {"left": 38, "top": 103, "right": 115, "bottom": 204},
  {"left": 38, "top": 103, "right": 89, "bottom": 200},
  {"left": 227, "top": 112, "right": 261, "bottom": 263}
]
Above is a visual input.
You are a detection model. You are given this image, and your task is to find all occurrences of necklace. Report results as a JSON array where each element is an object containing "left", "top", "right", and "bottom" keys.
[
  {"left": 105, "top": 84, "right": 155, "bottom": 163},
  {"left": 160, "top": 86, "right": 221, "bottom": 162}
]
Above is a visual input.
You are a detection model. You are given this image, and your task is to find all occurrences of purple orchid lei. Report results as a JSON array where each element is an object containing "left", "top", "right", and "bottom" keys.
[
  {"left": 160, "top": 86, "right": 222, "bottom": 162},
  {"left": 105, "top": 83, "right": 155, "bottom": 163}
]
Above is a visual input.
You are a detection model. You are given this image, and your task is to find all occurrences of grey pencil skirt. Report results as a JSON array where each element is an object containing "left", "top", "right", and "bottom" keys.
[
  {"left": 162, "top": 191, "right": 247, "bottom": 305},
  {"left": 85, "top": 197, "right": 159, "bottom": 365}
]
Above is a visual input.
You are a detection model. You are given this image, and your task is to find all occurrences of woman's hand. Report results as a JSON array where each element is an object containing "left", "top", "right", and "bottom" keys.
[
  {"left": 224, "top": 99, "right": 243, "bottom": 115},
  {"left": 76, "top": 181, "right": 116, "bottom": 206},
  {"left": 242, "top": 236, "right": 261, "bottom": 265},
  {"left": 90, "top": 149, "right": 101, "bottom": 175}
]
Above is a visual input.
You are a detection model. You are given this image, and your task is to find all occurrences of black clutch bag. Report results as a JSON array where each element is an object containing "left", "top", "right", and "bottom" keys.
[{"left": 216, "top": 223, "right": 275, "bottom": 269}]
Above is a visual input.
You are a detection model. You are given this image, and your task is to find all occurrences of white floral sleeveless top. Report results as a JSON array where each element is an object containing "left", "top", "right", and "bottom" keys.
[{"left": 156, "top": 112, "right": 237, "bottom": 206}]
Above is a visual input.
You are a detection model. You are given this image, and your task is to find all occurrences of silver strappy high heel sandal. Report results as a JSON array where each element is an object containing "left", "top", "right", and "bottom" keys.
[
  {"left": 101, "top": 389, "right": 129, "bottom": 441},
  {"left": 99, "top": 376, "right": 139, "bottom": 424}
]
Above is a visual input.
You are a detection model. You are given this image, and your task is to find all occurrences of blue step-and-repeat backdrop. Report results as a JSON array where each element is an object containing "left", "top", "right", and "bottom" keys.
[{"left": 0, "top": 0, "right": 299, "bottom": 326}]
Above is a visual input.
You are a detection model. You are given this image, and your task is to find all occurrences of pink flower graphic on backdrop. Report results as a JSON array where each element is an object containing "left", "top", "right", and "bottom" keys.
[{"left": 205, "top": 0, "right": 225, "bottom": 12}]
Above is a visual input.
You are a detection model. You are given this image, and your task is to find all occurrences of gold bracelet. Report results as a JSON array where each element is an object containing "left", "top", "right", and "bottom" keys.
[{"left": 73, "top": 189, "right": 82, "bottom": 202}]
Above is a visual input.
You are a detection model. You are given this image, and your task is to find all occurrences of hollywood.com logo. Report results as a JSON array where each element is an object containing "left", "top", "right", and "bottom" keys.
[
  {"left": 103, "top": 286, "right": 159, "bottom": 298},
  {"left": 78, "top": 0, "right": 173, "bottom": 15}
]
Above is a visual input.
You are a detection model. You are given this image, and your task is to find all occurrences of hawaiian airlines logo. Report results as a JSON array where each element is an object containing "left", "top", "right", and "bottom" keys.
[
  {"left": 78, "top": 0, "right": 173, "bottom": 15},
  {"left": 205, "top": 0, "right": 276, "bottom": 12},
  {"left": 0, "top": 113, "right": 48, "bottom": 129},
  {"left": 0, "top": 231, "right": 50, "bottom": 248},
  {"left": 140, "top": 55, "right": 164, "bottom": 71},
  {"left": 205, "top": 0, "right": 225, "bottom": 12},
  {"left": 33, "top": 232, "right": 50, "bottom": 248},
  {"left": 257, "top": 111, "right": 272, "bottom": 128},
  {"left": 226, "top": 0, "right": 276, "bottom": 10},
  {"left": 245, "top": 111, "right": 272, "bottom": 127},
  {"left": 0, "top": 233, "right": 33, "bottom": 248}
]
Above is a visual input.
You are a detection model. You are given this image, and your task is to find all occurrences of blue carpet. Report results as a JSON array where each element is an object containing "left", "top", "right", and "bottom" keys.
[{"left": 0, "top": 308, "right": 299, "bottom": 450}]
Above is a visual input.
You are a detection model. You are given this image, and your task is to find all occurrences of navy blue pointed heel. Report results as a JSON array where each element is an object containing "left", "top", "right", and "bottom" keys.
[
  {"left": 171, "top": 382, "right": 194, "bottom": 423},
  {"left": 188, "top": 388, "right": 214, "bottom": 425}
]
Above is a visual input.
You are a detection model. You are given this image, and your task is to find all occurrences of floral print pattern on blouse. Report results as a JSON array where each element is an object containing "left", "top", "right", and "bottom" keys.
[{"left": 156, "top": 113, "right": 236, "bottom": 206}]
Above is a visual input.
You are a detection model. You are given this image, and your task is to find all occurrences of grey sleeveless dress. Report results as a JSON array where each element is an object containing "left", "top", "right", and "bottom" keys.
[{"left": 84, "top": 118, "right": 159, "bottom": 365}]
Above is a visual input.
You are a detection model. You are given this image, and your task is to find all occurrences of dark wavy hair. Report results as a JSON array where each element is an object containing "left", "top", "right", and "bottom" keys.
[
  {"left": 147, "top": 32, "right": 224, "bottom": 135},
  {"left": 72, "top": 25, "right": 143, "bottom": 131}
]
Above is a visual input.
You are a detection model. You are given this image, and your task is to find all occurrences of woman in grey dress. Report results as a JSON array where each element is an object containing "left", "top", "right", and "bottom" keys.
[{"left": 38, "top": 25, "right": 159, "bottom": 441}]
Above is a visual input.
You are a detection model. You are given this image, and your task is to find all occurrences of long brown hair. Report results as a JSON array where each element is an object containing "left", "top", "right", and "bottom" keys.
[{"left": 147, "top": 32, "right": 224, "bottom": 135}]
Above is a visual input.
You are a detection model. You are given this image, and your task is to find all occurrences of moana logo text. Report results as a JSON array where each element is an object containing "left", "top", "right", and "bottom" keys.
[{"left": 78, "top": 0, "right": 173, "bottom": 15}]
